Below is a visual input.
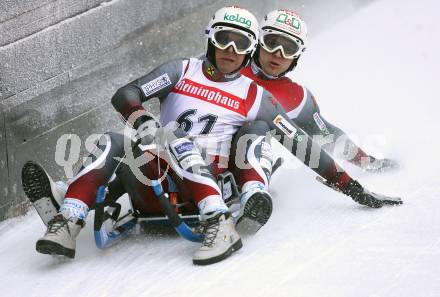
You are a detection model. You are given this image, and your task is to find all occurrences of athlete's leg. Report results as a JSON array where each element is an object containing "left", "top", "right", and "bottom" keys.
[
  {"left": 231, "top": 121, "right": 274, "bottom": 231},
  {"left": 35, "top": 132, "right": 130, "bottom": 258},
  {"left": 165, "top": 135, "right": 242, "bottom": 265}
]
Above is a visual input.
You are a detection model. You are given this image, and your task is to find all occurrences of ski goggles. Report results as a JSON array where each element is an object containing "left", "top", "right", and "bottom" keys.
[
  {"left": 259, "top": 29, "right": 305, "bottom": 59},
  {"left": 210, "top": 26, "right": 256, "bottom": 55}
]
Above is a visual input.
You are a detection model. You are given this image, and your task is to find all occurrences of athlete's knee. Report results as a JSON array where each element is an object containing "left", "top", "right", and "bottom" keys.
[
  {"left": 106, "top": 132, "right": 129, "bottom": 151},
  {"left": 233, "top": 121, "right": 271, "bottom": 154},
  {"left": 89, "top": 132, "right": 120, "bottom": 154},
  {"left": 81, "top": 132, "right": 118, "bottom": 168},
  {"left": 239, "top": 121, "right": 270, "bottom": 136}
]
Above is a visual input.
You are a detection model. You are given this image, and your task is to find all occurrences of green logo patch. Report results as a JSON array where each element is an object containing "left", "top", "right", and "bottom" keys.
[
  {"left": 276, "top": 13, "right": 301, "bottom": 31},
  {"left": 224, "top": 13, "right": 252, "bottom": 28}
]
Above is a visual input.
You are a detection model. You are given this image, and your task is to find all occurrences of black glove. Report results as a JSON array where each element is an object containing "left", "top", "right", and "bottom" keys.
[
  {"left": 342, "top": 180, "right": 403, "bottom": 208},
  {"left": 133, "top": 115, "right": 160, "bottom": 146},
  {"left": 363, "top": 158, "right": 399, "bottom": 173}
]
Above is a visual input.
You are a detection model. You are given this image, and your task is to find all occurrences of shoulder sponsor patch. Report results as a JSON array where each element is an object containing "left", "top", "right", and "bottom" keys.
[
  {"left": 273, "top": 114, "right": 297, "bottom": 138},
  {"left": 140, "top": 74, "right": 172, "bottom": 97}
]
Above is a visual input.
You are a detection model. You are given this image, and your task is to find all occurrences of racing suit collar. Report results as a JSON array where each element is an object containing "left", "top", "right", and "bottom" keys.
[{"left": 202, "top": 59, "right": 242, "bottom": 82}]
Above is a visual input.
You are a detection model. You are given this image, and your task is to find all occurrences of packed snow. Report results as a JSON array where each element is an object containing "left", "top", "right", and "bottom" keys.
[{"left": 1, "top": 0, "right": 439, "bottom": 296}]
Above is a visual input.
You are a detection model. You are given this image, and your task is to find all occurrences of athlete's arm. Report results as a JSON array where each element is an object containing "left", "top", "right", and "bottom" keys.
[
  {"left": 111, "top": 59, "right": 186, "bottom": 126},
  {"left": 255, "top": 90, "right": 348, "bottom": 188},
  {"left": 254, "top": 89, "right": 402, "bottom": 207}
]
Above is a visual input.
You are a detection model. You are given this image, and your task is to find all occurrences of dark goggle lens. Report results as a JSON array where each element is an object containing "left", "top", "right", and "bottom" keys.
[
  {"left": 214, "top": 30, "right": 251, "bottom": 51},
  {"left": 263, "top": 34, "right": 300, "bottom": 56}
]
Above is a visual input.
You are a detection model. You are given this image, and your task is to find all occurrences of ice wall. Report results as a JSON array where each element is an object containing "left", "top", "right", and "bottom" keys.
[{"left": 0, "top": 0, "right": 375, "bottom": 220}]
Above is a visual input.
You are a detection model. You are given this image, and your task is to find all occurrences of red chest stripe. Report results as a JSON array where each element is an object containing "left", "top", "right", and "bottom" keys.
[
  {"left": 241, "top": 66, "right": 304, "bottom": 113},
  {"left": 172, "top": 79, "right": 247, "bottom": 116},
  {"left": 258, "top": 79, "right": 304, "bottom": 112}
]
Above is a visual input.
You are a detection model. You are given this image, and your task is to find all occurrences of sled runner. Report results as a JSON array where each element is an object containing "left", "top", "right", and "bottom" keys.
[
  {"left": 93, "top": 171, "right": 242, "bottom": 248},
  {"left": 22, "top": 157, "right": 245, "bottom": 250}
]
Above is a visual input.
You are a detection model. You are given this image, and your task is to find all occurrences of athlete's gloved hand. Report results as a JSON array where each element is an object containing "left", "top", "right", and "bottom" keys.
[
  {"left": 342, "top": 180, "right": 403, "bottom": 208},
  {"left": 363, "top": 157, "right": 399, "bottom": 172},
  {"left": 134, "top": 115, "right": 160, "bottom": 146}
]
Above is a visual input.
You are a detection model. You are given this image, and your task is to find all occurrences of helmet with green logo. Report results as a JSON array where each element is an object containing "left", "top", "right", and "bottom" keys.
[
  {"left": 204, "top": 6, "right": 259, "bottom": 70},
  {"left": 256, "top": 9, "right": 308, "bottom": 75}
]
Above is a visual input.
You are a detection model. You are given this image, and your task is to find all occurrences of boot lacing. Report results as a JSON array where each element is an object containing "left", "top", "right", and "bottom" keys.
[
  {"left": 200, "top": 215, "right": 222, "bottom": 248},
  {"left": 47, "top": 215, "right": 70, "bottom": 235}
]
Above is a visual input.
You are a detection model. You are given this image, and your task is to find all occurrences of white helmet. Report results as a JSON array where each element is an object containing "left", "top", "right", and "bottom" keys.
[
  {"left": 205, "top": 6, "right": 259, "bottom": 68},
  {"left": 257, "top": 9, "right": 308, "bottom": 73}
]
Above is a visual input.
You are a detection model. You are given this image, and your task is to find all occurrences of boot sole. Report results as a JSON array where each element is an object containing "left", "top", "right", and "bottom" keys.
[
  {"left": 237, "top": 192, "right": 273, "bottom": 230},
  {"left": 192, "top": 239, "right": 242, "bottom": 266},
  {"left": 36, "top": 239, "right": 75, "bottom": 259},
  {"left": 22, "top": 161, "right": 58, "bottom": 207}
]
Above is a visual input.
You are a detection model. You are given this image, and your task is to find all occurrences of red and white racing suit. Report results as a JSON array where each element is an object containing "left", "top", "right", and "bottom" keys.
[{"left": 63, "top": 57, "right": 356, "bottom": 215}]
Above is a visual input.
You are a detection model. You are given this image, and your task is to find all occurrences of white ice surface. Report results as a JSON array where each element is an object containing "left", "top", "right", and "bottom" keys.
[{"left": 1, "top": 0, "right": 440, "bottom": 296}]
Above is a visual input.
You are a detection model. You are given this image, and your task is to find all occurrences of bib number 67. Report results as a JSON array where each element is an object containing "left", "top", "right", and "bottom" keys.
[{"left": 176, "top": 109, "right": 218, "bottom": 135}]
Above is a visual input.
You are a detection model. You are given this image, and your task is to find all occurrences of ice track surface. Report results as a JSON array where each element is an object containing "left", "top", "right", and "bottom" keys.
[{"left": 1, "top": 0, "right": 440, "bottom": 296}]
